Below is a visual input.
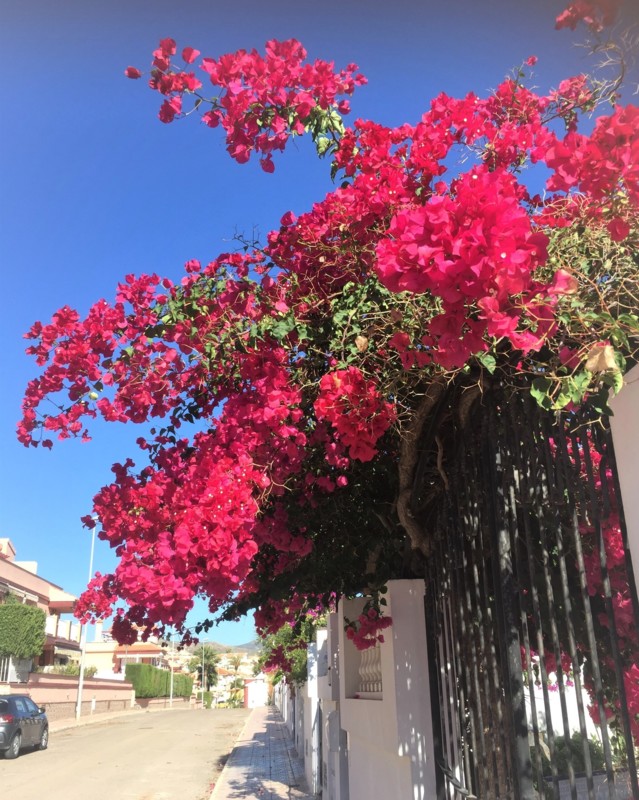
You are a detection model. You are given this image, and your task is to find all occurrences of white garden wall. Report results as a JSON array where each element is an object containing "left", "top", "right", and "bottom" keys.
[
  {"left": 318, "top": 620, "right": 349, "bottom": 800},
  {"left": 610, "top": 363, "right": 639, "bottom": 584},
  {"left": 338, "top": 579, "right": 437, "bottom": 800},
  {"left": 303, "top": 642, "right": 322, "bottom": 795}
]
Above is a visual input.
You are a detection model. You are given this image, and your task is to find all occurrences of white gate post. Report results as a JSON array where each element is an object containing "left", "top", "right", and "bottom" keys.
[
  {"left": 338, "top": 579, "right": 437, "bottom": 800},
  {"left": 609, "top": 364, "right": 639, "bottom": 588}
]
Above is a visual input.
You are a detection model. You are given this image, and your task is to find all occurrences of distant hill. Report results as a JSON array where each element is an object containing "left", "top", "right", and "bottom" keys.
[
  {"left": 233, "top": 640, "right": 261, "bottom": 654},
  {"left": 190, "top": 639, "right": 260, "bottom": 654}
]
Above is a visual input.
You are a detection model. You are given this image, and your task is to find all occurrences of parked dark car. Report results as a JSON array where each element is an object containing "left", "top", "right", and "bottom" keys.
[{"left": 0, "top": 694, "right": 48, "bottom": 759}]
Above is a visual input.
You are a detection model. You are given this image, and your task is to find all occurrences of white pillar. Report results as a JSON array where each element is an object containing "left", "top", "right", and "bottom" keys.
[
  {"left": 75, "top": 525, "right": 96, "bottom": 720},
  {"left": 609, "top": 364, "right": 639, "bottom": 588},
  {"left": 338, "top": 580, "right": 437, "bottom": 800}
]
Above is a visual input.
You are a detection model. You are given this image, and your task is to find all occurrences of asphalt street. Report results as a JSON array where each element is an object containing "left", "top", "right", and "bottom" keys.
[{"left": 0, "top": 708, "right": 250, "bottom": 800}]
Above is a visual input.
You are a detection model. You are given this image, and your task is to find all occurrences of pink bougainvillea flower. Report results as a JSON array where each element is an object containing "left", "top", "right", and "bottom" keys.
[
  {"left": 549, "top": 268, "right": 579, "bottom": 295},
  {"left": 607, "top": 217, "right": 630, "bottom": 242},
  {"left": 181, "top": 46, "right": 201, "bottom": 64},
  {"left": 555, "top": 0, "right": 621, "bottom": 32}
]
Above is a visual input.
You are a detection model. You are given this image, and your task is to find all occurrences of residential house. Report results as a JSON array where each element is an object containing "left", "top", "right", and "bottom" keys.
[
  {"left": 83, "top": 623, "right": 171, "bottom": 680},
  {"left": 0, "top": 538, "right": 79, "bottom": 678}
]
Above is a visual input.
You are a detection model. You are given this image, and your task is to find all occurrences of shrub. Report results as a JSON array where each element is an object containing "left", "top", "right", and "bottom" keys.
[
  {"left": 541, "top": 732, "right": 606, "bottom": 777},
  {"left": 125, "top": 663, "right": 192, "bottom": 698},
  {"left": 54, "top": 662, "right": 98, "bottom": 678},
  {"left": 0, "top": 596, "right": 46, "bottom": 660}
]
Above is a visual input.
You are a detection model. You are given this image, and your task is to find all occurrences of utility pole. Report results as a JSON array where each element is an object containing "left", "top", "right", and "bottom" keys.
[
  {"left": 75, "top": 523, "right": 97, "bottom": 720},
  {"left": 169, "top": 633, "right": 174, "bottom": 708},
  {"left": 201, "top": 642, "right": 206, "bottom": 708}
]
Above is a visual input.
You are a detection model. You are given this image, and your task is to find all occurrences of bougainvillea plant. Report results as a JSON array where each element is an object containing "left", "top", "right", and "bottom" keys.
[
  {"left": 18, "top": 0, "right": 639, "bottom": 725},
  {"left": 256, "top": 613, "right": 325, "bottom": 685}
]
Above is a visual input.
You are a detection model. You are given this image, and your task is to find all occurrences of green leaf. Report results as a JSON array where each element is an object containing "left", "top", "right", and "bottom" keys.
[
  {"left": 477, "top": 352, "right": 497, "bottom": 374},
  {"left": 588, "top": 388, "right": 614, "bottom": 417},
  {"left": 609, "top": 327, "right": 629, "bottom": 349},
  {"left": 531, "top": 377, "right": 553, "bottom": 410},
  {"left": 568, "top": 371, "right": 592, "bottom": 403},
  {"left": 269, "top": 316, "right": 296, "bottom": 340},
  {"left": 552, "top": 390, "right": 573, "bottom": 410},
  {"left": 617, "top": 313, "right": 639, "bottom": 328},
  {"left": 315, "top": 136, "right": 331, "bottom": 157},
  {"left": 613, "top": 350, "right": 627, "bottom": 373},
  {"left": 602, "top": 371, "right": 624, "bottom": 396}
]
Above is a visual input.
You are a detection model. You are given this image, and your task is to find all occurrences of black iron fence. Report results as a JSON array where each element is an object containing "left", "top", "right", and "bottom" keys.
[{"left": 414, "top": 385, "right": 639, "bottom": 800}]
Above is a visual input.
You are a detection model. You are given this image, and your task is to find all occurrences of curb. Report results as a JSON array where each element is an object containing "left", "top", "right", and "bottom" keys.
[
  {"left": 50, "top": 703, "right": 190, "bottom": 733},
  {"left": 209, "top": 707, "right": 257, "bottom": 800}
]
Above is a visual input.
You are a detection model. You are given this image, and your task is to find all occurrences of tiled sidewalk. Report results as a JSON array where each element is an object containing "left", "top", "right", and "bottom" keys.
[{"left": 210, "top": 706, "right": 313, "bottom": 800}]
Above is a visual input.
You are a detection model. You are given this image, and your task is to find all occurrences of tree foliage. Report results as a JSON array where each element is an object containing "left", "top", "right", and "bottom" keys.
[
  {"left": 0, "top": 596, "right": 46, "bottom": 661},
  {"left": 188, "top": 644, "right": 219, "bottom": 687},
  {"left": 256, "top": 617, "right": 321, "bottom": 685}
]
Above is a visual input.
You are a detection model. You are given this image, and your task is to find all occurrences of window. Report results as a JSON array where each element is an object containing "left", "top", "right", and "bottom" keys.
[
  {"left": 13, "top": 698, "right": 27, "bottom": 714},
  {"left": 24, "top": 698, "right": 39, "bottom": 714}
]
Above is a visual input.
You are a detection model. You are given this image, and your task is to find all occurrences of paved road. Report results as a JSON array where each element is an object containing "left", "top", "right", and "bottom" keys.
[{"left": 0, "top": 708, "right": 250, "bottom": 800}]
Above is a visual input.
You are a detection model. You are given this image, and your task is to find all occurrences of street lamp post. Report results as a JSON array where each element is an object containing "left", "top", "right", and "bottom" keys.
[
  {"left": 75, "top": 523, "right": 97, "bottom": 720},
  {"left": 169, "top": 633, "right": 174, "bottom": 708},
  {"left": 201, "top": 642, "right": 205, "bottom": 708}
]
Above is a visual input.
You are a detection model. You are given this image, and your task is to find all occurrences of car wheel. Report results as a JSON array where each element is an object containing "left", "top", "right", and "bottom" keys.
[
  {"left": 38, "top": 727, "right": 49, "bottom": 751},
  {"left": 5, "top": 732, "right": 21, "bottom": 759}
]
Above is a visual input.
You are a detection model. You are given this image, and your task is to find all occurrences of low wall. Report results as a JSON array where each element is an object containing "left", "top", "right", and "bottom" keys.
[
  {"left": 1, "top": 675, "right": 193, "bottom": 721},
  {"left": 546, "top": 771, "right": 633, "bottom": 800},
  {"left": 41, "top": 698, "right": 133, "bottom": 723},
  {"left": 2, "top": 673, "right": 135, "bottom": 722},
  {"left": 136, "top": 696, "right": 191, "bottom": 711}
]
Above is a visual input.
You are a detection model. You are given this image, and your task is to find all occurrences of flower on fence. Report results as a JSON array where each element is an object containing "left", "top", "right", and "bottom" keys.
[{"left": 345, "top": 600, "right": 392, "bottom": 651}]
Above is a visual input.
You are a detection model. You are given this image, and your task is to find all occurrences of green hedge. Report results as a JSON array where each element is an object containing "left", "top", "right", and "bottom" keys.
[
  {"left": 125, "top": 664, "right": 192, "bottom": 698},
  {"left": 0, "top": 596, "right": 46, "bottom": 660}
]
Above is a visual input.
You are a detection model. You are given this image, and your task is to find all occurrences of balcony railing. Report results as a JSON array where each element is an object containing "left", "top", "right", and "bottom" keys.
[
  {"left": 45, "top": 616, "right": 81, "bottom": 644},
  {"left": 356, "top": 642, "right": 383, "bottom": 699}
]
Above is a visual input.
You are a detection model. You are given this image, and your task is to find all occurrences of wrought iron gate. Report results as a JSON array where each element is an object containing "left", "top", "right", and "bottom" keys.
[{"left": 413, "top": 385, "right": 639, "bottom": 799}]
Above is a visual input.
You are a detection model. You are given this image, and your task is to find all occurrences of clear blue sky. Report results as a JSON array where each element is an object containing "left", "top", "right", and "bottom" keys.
[{"left": 1, "top": 0, "right": 637, "bottom": 645}]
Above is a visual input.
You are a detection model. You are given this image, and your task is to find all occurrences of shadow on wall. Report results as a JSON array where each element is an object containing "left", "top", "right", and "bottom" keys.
[{"left": 391, "top": 581, "right": 435, "bottom": 800}]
